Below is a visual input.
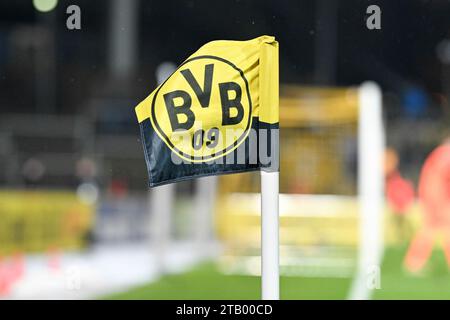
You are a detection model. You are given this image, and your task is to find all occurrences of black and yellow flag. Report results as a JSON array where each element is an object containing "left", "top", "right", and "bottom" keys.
[{"left": 135, "top": 35, "right": 279, "bottom": 187}]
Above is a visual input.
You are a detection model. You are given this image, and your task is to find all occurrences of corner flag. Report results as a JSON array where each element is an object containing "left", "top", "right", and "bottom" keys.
[
  {"left": 135, "top": 35, "right": 279, "bottom": 187},
  {"left": 135, "top": 35, "right": 279, "bottom": 300}
]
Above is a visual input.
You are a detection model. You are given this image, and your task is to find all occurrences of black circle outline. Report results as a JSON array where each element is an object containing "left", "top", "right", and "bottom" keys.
[{"left": 150, "top": 55, "right": 253, "bottom": 161}]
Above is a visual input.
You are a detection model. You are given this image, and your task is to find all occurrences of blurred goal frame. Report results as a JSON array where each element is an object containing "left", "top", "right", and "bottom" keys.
[
  {"left": 216, "top": 82, "right": 385, "bottom": 300},
  {"left": 349, "top": 82, "right": 384, "bottom": 300}
]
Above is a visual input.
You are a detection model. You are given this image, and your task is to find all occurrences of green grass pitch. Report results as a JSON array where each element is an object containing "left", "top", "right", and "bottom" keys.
[{"left": 104, "top": 246, "right": 450, "bottom": 300}]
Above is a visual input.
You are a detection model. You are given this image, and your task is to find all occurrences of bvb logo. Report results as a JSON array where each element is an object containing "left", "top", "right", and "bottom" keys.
[{"left": 151, "top": 55, "right": 252, "bottom": 162}]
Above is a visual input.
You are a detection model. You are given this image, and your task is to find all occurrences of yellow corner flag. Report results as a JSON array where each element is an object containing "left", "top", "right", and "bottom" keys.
[{"left": 135, "top": 35, "right": 278, "bottom": 187}]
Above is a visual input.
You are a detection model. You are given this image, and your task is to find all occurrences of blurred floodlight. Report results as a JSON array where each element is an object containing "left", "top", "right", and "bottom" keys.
[
  {"left": 32, "top": 0, "right": 58, "bottom": 12},
  {"left": 76, "top": 182, "right": 99, "bottom": 205},
  {"left": 156, "top": 62, "right": 177, "bottom": 85}
]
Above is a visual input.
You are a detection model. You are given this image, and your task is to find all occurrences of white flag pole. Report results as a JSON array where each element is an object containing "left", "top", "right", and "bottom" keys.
[
  {"left": 260, "top": 37, "right": 280, "bottom": 300},
  {"left": 261, "top": 170, "right": 280, "bottom": 300}
]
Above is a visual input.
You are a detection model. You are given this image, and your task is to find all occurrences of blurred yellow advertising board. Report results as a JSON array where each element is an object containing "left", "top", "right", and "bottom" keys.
[{"left": 0, "top": 190, "right": 94, "bottom": 255}]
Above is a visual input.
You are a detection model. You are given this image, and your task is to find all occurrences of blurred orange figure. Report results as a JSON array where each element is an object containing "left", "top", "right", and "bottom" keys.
[
  {"left": 404, "top": 139, "right": 450, "bottom": 273},
  {"left": 385, "top": 148, "right": 415, "bottom": 241},
  {"left": 386, "top": 172, "right": 415, "bottom": 214}
]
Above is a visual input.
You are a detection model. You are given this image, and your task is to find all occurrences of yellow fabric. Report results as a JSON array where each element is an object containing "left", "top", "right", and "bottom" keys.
[
  {"left": 259, "top": 38, "right": 279, "bottom": 124},
  {"left": 135, "top": 35, "right": 279, "bottom": 163},
  {"left": 135, "top": 35, "right": 278, "bottom": 124}
]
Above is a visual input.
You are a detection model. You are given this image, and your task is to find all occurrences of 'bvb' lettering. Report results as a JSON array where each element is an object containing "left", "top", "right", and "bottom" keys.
[{"left": 151, "top": 56, "right": 252, "bottom": 162}]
